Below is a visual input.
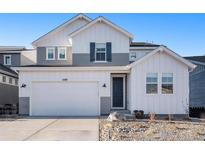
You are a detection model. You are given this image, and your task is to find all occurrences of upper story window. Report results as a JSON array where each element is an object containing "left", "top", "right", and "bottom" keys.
[
  {"left": 4, "top": 55, "right": 11, "bottom": 65},
  {"left": 146, "top": 73, "right": 158, "bottom": 94},
  {"left": 15, "top": 79, "right": 18, "bottom": 85},
  {"left": 58, "top": 47, "right": 67, "bottom": 60},
  {"left": 9, "top": 77, "right": 13, "bottom": 84},
  {"left": 130, "top": 52, "right": 136, "bottom": 61},
  {"left": 95, "top": 43, "right": 106, "bottom": 62},
  {"left": 162, "top": 73, "right": 173, "bottom": 94},
  {"left": 2, "top": 76, "right": 6, "bottom": 83},
  {"left": 46, "top": 47, "right": 55, "bottom": 60}
]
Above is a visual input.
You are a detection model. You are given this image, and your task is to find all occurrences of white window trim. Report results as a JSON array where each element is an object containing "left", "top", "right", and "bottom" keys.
[
  {"left": 146, "top": 73, "right": 158, "bottom": 94},
  {"left": 57, "top": 47, "right": 67, "bottom": 60},
  {"left": 46, "top": 47, "right": 55, "bottom": 60},
  {"left": 161, "top": 73, "right": 174, "bottom": 94},
  {"left": 95, "top": 43, "right": 107, "bottom": 62},
  {"left": 3, "top": 55, "right": 11, "bottom": 65}
]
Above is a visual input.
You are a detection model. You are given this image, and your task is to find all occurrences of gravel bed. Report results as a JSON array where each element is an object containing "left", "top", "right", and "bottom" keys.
[{"left": 99, "top": 119, "right": 205, "bottom": 141}]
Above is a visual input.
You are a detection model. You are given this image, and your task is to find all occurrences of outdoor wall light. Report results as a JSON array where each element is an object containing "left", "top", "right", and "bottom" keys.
[
  {"left": 21, "top": 84, "right": 26, "bottom": 88},
  {"left": 102, "top": 83, "right": 106, "bottom": 88},
  {"left": 62, "top": 78, "right": 68, "bottom": 81}
]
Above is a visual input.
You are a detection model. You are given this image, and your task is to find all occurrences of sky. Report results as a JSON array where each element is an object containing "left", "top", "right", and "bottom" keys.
[{"left": 0, "top": 13, "right": 204, "bottom": 56}]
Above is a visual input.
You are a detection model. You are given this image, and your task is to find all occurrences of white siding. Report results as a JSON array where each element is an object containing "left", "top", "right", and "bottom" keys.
[
  {"left": 0, "top": 73, "right": 18, "bottom": 86},
  {"left": 21, "top": 50, "right": 37, "bottom": 65},
  {"left": 35, "top": 19, "right": 89, "bottom": 47},
  {"left": 72, "top": 21, "right": 130, "bottom": 53},
  {"left": 19, "top": 70, "right": 111, "bottom": 98},
  {"left": 129, "top": 51, "right": 189, "bottom": 114}
]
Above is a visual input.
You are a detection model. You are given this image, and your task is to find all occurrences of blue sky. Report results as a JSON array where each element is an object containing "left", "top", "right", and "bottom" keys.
[{"left": 0, "top": 13, "right": 204, "bottom": 56}]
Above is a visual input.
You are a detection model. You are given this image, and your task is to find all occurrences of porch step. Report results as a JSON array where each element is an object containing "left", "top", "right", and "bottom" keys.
[{"left": 111, "top": 110, "right": 131, "bottom": 114}]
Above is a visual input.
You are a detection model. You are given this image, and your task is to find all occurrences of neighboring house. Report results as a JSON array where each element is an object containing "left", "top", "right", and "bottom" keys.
[
  {"left": 0, "top": 46, "right": 36, "bottom": 112},
  {"left": 0, "top": 46, "right": 36, "bottom": 67},
  {"left": 0, "top": 64, "right": 18, "bottom": 107},
  {"left": 129, "top": 42, "right": 160, "bottom": 62},
  {"left": 13, "top": 14, "right": 195, "bottom": 116},
  {"left": 184, "top": 56, "right": 205, "bottom": 109}
]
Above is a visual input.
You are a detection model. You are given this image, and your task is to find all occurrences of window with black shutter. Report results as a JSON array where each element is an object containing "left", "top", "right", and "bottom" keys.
[
  {"left": 90, "top": 42, "right": 95, "bottom": 62},
  {"left": 106, "top": 42, "right": 112, "bottom": 62}
]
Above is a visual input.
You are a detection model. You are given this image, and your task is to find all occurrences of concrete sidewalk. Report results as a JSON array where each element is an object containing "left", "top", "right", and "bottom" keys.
[{"left": 0, "top": 117, "right": 99, "bottom": 141}]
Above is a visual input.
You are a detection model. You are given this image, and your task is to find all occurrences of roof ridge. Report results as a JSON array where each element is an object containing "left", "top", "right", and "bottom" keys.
[
  {"left": 69, "top": 15, "right": 133, "bottom": 38},
  {"left": 32, "top": 13, "right": 92, "bottom": 46}
]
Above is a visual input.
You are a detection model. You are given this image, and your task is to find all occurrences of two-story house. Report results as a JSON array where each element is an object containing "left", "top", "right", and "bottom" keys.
[
  {"left": 0, "top": 46, "right": 36, "bottom": 113},
  {"left": 14, "top": 14, "right": 195, "bottom": 116}
]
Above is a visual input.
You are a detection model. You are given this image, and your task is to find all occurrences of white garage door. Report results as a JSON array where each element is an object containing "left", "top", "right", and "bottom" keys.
[{"left": 31, "top": 81, "right": 99, "bottom": 116}]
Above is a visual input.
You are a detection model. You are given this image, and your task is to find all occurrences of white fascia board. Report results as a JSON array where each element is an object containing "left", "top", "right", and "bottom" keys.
[
  {"left": 12, "top": 66, "right": 130, "bottom": 73},
  {"left": 162, "top": 46, "right": 196, "bottom": 70},
  {"left": 32, "top": 14, "right": 92, "bottom": 47},
  {"left": 69, "top": 17, "right": 133, "bottom": 39},
  {"left": 129, "top": 47, "right": 158, "bottom": 50}
]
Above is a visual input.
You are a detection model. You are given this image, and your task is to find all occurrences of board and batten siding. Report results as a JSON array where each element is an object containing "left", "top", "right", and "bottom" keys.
[
  {"left": 72, "top": 22, "right": 130, "bottom": 54},
  {"left": 19, "top": 70, "right": 111, "bottom": 98},
  {"left": 34, "top": 18, "right": 89, "bottom": 47},
  {"left": 128, "top": 51, "right": 189, "bottom": 114}
]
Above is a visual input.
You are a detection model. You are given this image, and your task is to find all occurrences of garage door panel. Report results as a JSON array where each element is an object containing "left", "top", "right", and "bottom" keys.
[{"left": 31, "top": 82, "right": 99, "bottom": 116}]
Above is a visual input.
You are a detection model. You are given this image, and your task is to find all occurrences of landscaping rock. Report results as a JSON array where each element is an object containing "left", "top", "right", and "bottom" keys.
[{"left": 99, "top": 118, "right": 205, "bottom": 141}]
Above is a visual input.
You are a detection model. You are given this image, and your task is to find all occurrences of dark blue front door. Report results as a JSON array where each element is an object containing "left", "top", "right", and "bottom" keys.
[{"left": 112, "top": 77, "right": 124, "bottom": 108}]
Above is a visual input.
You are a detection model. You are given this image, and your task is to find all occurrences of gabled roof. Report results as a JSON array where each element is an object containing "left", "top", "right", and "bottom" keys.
[
  {"left": 129, "top": 46, "right": 196, "bottom": 71},
  {"left": 32, "top": 14, "right": 92, "bottom": 47},
  {"left": 0, "top": 64, "right": 18, "bottom": 78},
  {"left": 69, "top": 16, "right": 133, "bottom": 39},
  {"left": 130, "top": 42, "right": 160, "bottom": 47}
]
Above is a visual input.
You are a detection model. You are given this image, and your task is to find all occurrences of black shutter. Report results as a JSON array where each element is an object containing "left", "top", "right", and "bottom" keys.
[
  {"left": 90, "top": 42, "right": 95, "bottom": 62},
  {"left": 106, "top": 42, "right": 112, "bottom": 62}
]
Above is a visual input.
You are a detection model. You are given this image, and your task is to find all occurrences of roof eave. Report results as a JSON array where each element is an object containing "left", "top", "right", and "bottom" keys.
[{"left": 32, "top": 14, "right": 92, "bottom": 47}]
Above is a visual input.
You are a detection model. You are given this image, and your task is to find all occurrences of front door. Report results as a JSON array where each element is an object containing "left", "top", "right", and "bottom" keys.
[{"left": 112, "top": 75, "right": 125, "bottom": 109}]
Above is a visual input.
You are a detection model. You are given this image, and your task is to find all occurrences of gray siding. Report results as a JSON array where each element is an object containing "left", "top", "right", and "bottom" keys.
[
  {"left": 73, "top": 53, "right": 129, "bottom": 66},
  {"left": 19, "top": 97, "right": 29, "bottom": 115},
  {"left": 0, "top": 53, "right": 21, "bottom": 67},
  {"left": 0, "top": 83, "right": 18, "bottom": 105},
  {"left": 37, "top": 47, "right": 72, "bottom": 65},
  {"left": 189, "top": 64, "right": 205, "bottom": 108},
  {"left": 100, "top": 97, "right": 111, "bottom": 115}
]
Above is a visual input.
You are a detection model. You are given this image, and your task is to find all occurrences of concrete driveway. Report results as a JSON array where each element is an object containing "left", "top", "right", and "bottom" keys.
[{"left": 0, "top": 117, "right": 99, "bottom": 141}]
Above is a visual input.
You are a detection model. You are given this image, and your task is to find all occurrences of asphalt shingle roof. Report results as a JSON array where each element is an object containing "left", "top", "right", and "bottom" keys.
[
  {"left": 130, "top": 42, "right": 160, "bottom": 47},
  {"left": 184, "top": 56, "right": 205, "bottom": 63}
]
